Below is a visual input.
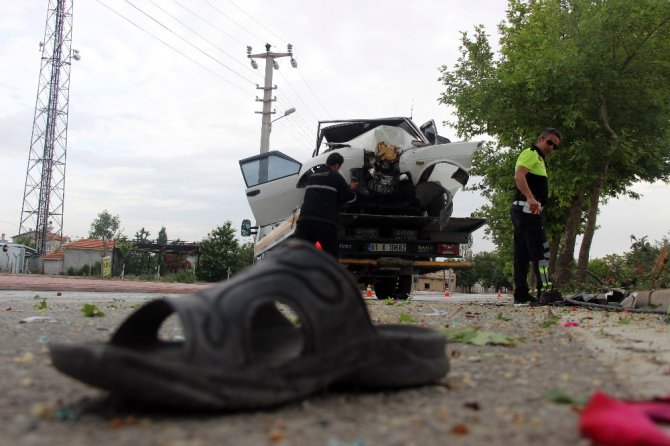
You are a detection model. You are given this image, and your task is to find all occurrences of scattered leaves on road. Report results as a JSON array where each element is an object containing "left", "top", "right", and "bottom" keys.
[
  {"left": 81, "top": 303, "right": 105, "bottom": 317},
  {"left": 33, "top": 295, "right": 47, "bottom": 311},
  {"left": 540, "top": 310, "right": 561, "bottom": 328},
  {"left": 497, "top": 312, "right": 512, "bottom": 321},
  {"left": 442, "top": 327, "right": 515, "bottom": 346},
  {"left": 543, "top": 389, "right": 586, "bottom": 406}
]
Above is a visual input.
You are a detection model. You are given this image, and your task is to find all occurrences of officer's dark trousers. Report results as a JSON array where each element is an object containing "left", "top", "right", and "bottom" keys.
[
  {"left": 293, "top": 219, "right": 339, "bottom": 258},
  {"left": 511, "top": 206, "right": 550, "bottom": 298}
]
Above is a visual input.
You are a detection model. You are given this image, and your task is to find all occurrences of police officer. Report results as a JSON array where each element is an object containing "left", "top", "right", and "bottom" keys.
[
  {"left": 293, "top": 152, "right": 356, "bottom": 257},
  {"left": 511, "top": 128, "right": 561, "bottom": 304}
]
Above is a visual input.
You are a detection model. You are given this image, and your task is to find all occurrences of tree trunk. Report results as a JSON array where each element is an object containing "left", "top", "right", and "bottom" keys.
[
  {"left": 576, "top": 95, "right": 619, "bottom": 283},
  {"left": 548, "top": 234, "right": 560, "bottom": 279},
  {"left": 555, "top": 192, "right": 585, "bottom": 286},
  {"left": 576, "top": 164, "right": 609, "bottom": 283}
]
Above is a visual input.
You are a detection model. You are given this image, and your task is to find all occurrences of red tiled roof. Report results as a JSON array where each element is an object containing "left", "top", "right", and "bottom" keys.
[
  {"left": 42, "top": 251, "right": 64, "bottom": 260},
  {"left": 64, "top": 239, "right": 115, "bottom": 251}
]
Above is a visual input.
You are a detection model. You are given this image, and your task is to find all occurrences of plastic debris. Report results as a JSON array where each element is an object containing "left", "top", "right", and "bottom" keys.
[
  {"left": 425, "top": 307, "right": 448, "bottom": 316},
  {"left": 580, "top": 391, "right": 670, "bottom": 445},
  {"left": 20, "top": 316, "right": 58, "bottom": 324}
]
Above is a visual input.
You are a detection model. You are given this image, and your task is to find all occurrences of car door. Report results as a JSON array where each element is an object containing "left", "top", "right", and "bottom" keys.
[{"left": 239, "top": 151, "right": 305, "bottom": 227}]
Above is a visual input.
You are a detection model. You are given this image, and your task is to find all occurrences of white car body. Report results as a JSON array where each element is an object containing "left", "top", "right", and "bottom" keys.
[{"left": 239, "top": 117, "right": 483, "bottom": 256}]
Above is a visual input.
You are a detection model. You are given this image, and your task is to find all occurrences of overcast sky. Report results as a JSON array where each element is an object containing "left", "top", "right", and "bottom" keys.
[{"left": 1, "top": 0, "right": 668, "bottom": 258}]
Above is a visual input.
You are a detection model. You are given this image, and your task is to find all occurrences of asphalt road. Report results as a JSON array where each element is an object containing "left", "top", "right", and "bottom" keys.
[{"left": 1, "top": 281, "right": 668, "bottom": 445}]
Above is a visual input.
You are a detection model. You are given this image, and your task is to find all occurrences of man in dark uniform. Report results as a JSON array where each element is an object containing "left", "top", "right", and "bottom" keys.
[
  {"left": 511, "top": 128, "right": 561, "bottom": 304},
  {"left": 293, "top": 152, "right": 356, "bottom": 257}
]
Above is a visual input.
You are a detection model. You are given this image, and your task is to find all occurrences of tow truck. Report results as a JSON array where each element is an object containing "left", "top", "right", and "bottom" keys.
[{"left": 239, "top": 117, "right": 486, "bottom": 299}]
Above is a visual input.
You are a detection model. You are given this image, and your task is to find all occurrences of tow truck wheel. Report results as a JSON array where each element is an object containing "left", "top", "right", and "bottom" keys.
[
  {"left": 374, "top": 276, "right": 411, "bottom": 300},
  {"left": 395, "top": 275, "right": 412, "bottom": 300},
  {"left": 374, "top": 278, "right": 396, "bottom": 300}
]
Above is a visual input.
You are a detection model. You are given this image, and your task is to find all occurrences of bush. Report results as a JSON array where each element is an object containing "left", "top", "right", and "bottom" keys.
[{"left": 161, "top": 271, "right": 197, "bottom": 283}]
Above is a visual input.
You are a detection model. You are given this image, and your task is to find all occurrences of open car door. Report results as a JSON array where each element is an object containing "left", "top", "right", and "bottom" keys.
[{"left": 239, "top": 151, "right": 305, "bottom": 227}]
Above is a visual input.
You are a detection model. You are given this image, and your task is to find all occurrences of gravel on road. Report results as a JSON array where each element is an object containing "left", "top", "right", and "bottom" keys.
[{"left": 1, "top": 289, "right": 668, "bottom": 446}]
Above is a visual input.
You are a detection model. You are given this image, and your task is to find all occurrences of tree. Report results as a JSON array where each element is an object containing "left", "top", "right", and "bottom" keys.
[
  {"left": 438, "top": 0, "right": 670, "bottom": 287},
  {"left": 89, "top": 210, "right": 121, "bottom": 241},
  {"left": 115, "top": 237, "right": 133, "bottom": 278},
  {"left": 473, "top": 251, "right": 512, "bottom": 291},
  {"left": 197, "top": 221, "right": 247, "bottom": 282},
  {"left": 157, "top": 226, "right": 168, "bottom": 276},
  {"left": 238, "top": 242, "right": 255, "bottom": 269},
  {"left": 89, "top": 210, "right": 121, "bottom": 276}
]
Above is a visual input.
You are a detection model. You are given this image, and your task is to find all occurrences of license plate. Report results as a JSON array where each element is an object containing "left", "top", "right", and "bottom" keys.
[{"left": 368, "top": 243, "right": 406, "bottom": 252}]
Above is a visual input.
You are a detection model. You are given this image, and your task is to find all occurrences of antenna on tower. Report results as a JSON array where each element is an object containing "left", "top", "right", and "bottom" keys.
[{"left": 19, "top": 0, "right": 78, "bottom": 256}]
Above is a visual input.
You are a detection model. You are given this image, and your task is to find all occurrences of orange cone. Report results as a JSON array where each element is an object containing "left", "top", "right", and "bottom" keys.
[{"left": 366, "top": 285, "right": 373, "bottom": 298}]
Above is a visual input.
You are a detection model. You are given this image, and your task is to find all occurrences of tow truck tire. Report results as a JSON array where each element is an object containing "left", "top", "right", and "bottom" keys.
[
  {"left": 395, "top": 275, "right": 412, "bottom": 300},
  {"left": 375, "top": 276, "right": 411, "bottom": 300},
  {"left": 375, "top": 277, "right": 395, "bottom": 300}
]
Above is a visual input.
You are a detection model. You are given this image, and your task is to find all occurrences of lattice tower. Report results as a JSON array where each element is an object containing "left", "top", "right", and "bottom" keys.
[{"left": 19, "top": 0, "right": 75, "bottom": 254}]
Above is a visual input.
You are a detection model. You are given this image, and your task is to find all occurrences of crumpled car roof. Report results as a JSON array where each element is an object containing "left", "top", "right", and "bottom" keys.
[{"left": 316, "top": 118, "right": 427, "bottom": 155}]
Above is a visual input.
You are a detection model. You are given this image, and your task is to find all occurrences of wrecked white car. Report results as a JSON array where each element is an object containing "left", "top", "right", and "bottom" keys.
[{"left": 240, "top": 117, "right": 485, "bottom": 299}]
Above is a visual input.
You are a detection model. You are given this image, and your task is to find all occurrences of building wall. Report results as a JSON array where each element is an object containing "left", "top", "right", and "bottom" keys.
[
  {"left": 63, "top": 249, "right": 107, "bottom": 273},
  {"left": 417, "top": 277, "right": 446, "bottom": 291},
  {"left": 0, "top": 245, "right": 28, "bottom": 273},
  {"left": 415, "top": 270, "right": 457, "bottom": 292},
  {"left": 43, "top": 259, "right": 64, "bottom": 275}
]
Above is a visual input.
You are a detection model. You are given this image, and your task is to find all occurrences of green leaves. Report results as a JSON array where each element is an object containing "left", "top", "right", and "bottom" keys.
[
  {"left": 197, "top": 221, "right": 253, "bottom": 282},
  {"left": 398, "top": 313, "right": 416, "bottom": 324},
  {"left": 544, "top": 389, "right": 587, "bottom": 406},
  {"left": 33, "top": 295, "right": 47, "bottom": 311},
  {"left": 81, "top": 304, "right": 105, "bottom": 318},
  {"left": 88, "top": 209, "right": 121, "bottom": 241},
  {"left": 439, "top": 0, "right": 670, "bottom": 277},
  {"left": 540, "top": 312, "right": 561, "bottom": 328},
  {"left": 442, "top": 327, "right": 515, "bottom": 346}
]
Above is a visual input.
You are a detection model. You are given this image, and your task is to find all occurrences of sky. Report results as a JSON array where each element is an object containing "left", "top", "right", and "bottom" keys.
[{"left": 0, "top": 0, "right": 668, "bottom": 258}]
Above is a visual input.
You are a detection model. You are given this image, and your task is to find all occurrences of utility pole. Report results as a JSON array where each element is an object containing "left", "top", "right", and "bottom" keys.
[
  {"left": 19, "top": 0, "right": 78, "bottom": 255},
  {"left": 247, "top": 43, "right": 297, "bottom": 154}
]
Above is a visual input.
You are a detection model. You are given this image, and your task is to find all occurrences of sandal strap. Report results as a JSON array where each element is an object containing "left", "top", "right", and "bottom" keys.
[{"left": 112, "top": 240, "right": 375, "bottom": 368}]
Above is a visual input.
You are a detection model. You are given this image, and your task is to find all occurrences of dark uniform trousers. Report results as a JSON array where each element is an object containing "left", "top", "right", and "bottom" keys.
[
  {"left": 294, "top": 219, "right": 339, "bottom": 258},
  {"left": 511, "top": 205, "right": 551, "bottom": 297}
]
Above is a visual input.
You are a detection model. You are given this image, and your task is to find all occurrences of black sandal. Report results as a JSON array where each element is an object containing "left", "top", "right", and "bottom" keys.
[{"left": 50, "top": 239, "right": 448, "bottom": 410}]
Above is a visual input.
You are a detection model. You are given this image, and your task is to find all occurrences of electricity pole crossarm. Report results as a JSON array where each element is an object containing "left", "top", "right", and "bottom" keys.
[{"left": 247, "top": 43, "right": 297, "bottom": 153}]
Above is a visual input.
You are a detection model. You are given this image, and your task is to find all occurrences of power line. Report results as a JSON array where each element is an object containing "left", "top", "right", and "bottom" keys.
[
  {"left": 95, "top": 0, "right": 250, "bottom": 93},
  {"left": 147, "top": 0, "right": 254, "bottom": 76},
  {"left": 278, "top": 70, "right": 320, "bottom": 122},
  {"left": 202, "top": 0, "right": 266, "bottom": 46},
  {"left": 172, "top": 0, "right": 246, "bottom": 46},
  {"left": 226, "top": 0, "right": 288, "bottom": 45},
  {"left": 101, "top": 0, "right": 323, "bottom": 147},
  {"left": 124, "top": 0, "right": 256, "bottom": 87},
  {"left": 206, "top": 0, "right": 333, "bottom": 118},
  {"left": 296, "top": 69, "right": 332, "bottom": 119}
]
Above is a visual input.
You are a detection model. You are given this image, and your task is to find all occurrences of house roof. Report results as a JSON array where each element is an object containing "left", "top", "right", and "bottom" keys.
[
  {"left": 42, "top": 251, "right": 65, "bottom": 260},
  {"left": 64, "top": 239, "right": 115, "bottom": 251},
  {"left": 13, "top": 231, "right": 70, "bottom": 242}
]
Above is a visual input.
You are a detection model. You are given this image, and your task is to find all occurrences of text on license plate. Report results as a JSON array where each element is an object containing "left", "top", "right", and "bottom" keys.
[{"left": 368, "top": 243, "right": 406, "bottom": 252}]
